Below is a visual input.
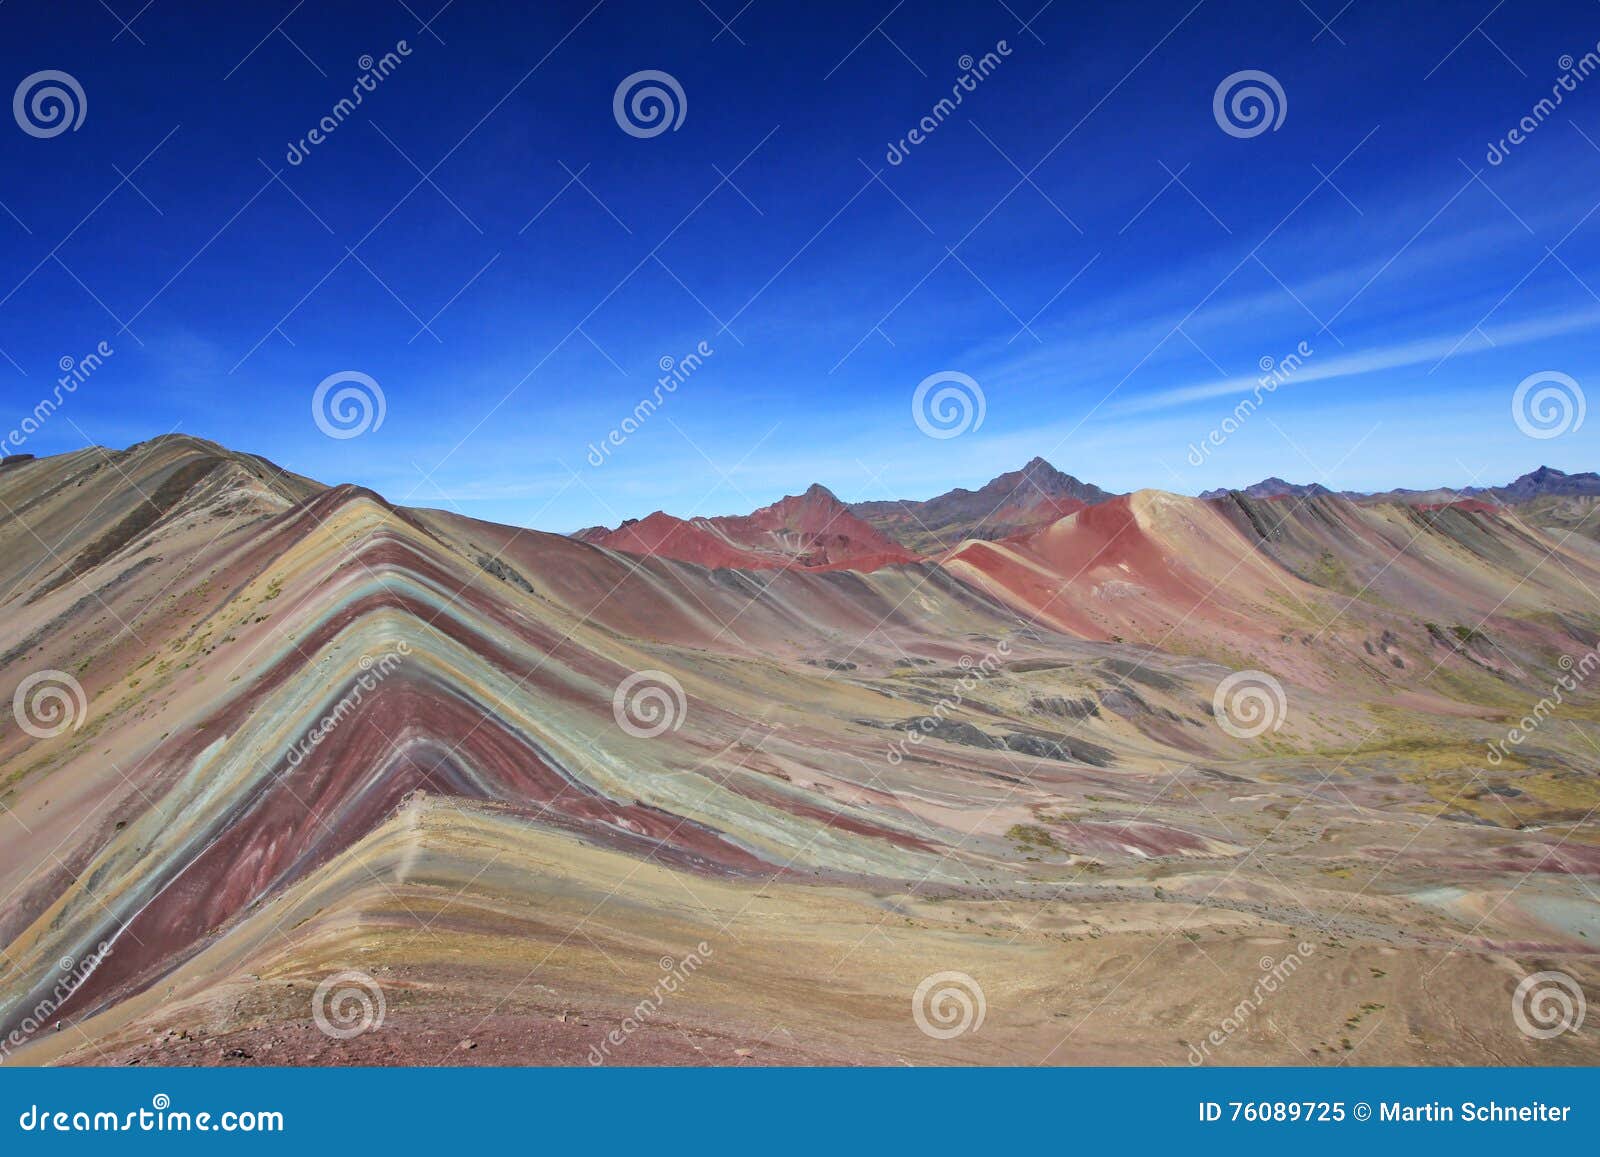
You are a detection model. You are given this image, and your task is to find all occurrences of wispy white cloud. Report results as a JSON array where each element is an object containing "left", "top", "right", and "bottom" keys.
[{"left": 1110, "top": 304, "right": 1600, "bottom": 415}]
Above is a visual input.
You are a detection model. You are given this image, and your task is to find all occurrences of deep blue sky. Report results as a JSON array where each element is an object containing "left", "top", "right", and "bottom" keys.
[{"left": 2, "top": 0, "right": 1599, "bottom": 530}]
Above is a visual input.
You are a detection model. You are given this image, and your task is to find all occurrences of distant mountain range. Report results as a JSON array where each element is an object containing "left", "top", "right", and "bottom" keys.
[
  {"left": 576, "top": 461, "right": 1600, "bottom": 568},
  {"left": 1198, "top": 477, "right": 1335, "bottom": 501},
  {"left": 1202, "top": 466, "right": 1600, "bottom": 506},
  {"left": 574, "top": 483, "right": 917, "bottom": 571}
]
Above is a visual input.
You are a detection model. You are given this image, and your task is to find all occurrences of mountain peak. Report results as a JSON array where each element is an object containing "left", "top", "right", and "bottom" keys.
[
  {"left": 1461, "top": 465, "right": 1600, "bottom": 501},
  {"left": 1200, "top": 478, "right": 1333, "bottom": 501},
  {"left": 981, "top": 458, "right": 1111, "bottom": 502},
  {"left": 845, "top": 459, "right": 1115, "bottom": 554}
]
